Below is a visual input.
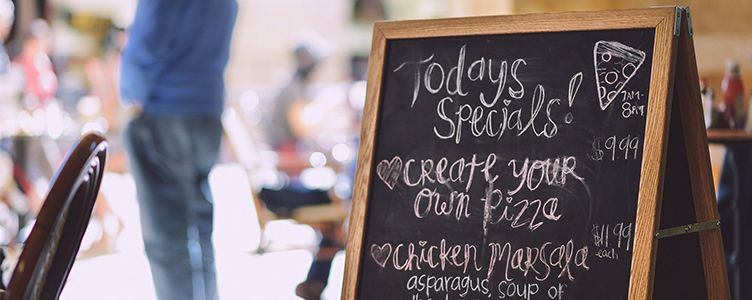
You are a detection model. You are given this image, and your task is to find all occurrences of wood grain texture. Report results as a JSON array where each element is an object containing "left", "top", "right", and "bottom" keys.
[
  {"left": 627, "top": 7, "right": 679, "bottom": 300},
  {"left": 341, "top": 25, "right": 386, "bottom": 300},
  {"left": 674, "top": 9, "right": 731, "bottom": 300},
  {"left": 377, "top": 7, "right": 674, "bottom": 39}
]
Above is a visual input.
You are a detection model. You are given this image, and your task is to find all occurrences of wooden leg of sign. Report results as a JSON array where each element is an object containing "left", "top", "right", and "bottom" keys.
[
  {"left": 672, "top": 9, "right": 730, "bottom": 300},
  {"left": 653, "top": 8, "right": 730, "bottom": 300},
  {"left": 651, "top": 9, "right": 729, "bottom": 300},
  {"left": 652, "top": 86, "right": 713, "bottom": 300},
  {"left": 652, "top": 79, "right": 707, "bottom": 300}
]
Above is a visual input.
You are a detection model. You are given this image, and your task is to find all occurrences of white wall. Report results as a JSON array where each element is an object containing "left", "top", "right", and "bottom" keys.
[{"left": 227, "top": 0, "right": 351, "bottom": 89}]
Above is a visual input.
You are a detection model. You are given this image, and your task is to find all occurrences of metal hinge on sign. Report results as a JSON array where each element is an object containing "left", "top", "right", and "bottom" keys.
[
  {"left": 684, "top": 7, "right": 694, "bottom": 36},
  {"left": 655, "top": 219, "right": 721, "bottom": 239},
  {"left": 673, "top": 7, "right": 682, "bottom": 37}
]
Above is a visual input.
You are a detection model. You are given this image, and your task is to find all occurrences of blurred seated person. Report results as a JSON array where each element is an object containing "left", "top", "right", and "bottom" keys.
[{"left": 260, "top": 42, "right": 342, "bottom": 300}]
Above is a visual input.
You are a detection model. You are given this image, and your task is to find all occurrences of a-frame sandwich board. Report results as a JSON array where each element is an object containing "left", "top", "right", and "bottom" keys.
[{"left": 343, "top": 6, "right": 730, "bottom": 300}]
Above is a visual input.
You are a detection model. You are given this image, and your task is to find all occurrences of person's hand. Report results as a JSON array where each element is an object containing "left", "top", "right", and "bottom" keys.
[{"left": 125, "top": 103, "right": 143, "bottom": 120}]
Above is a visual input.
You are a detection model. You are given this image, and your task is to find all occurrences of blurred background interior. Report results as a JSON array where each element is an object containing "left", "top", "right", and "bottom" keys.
[{"left": 0, "top": 0, "right": 749, "bottom": 299}]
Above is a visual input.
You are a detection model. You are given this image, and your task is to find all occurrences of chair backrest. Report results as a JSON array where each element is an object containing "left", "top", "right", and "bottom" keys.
[{"left": 6, "top": 132, "right": 107, "bottom": 300}]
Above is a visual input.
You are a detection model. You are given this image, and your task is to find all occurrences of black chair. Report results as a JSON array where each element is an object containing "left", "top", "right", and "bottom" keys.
[{"left": 6, "top": 133, "right": 107, "bottom": 300}]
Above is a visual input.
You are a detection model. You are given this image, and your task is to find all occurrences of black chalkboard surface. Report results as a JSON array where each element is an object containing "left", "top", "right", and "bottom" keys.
[
  {"left": 359, "top": 27, "right": 653, "bottom": 300},
  {"left": 343, "top": 8, "right": 729, "bottom": 300}
]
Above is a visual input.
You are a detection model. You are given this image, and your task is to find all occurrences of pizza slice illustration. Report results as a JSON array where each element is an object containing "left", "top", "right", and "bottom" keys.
[{"left": 593, "top": 41, "right": 646, "bottom": 110}]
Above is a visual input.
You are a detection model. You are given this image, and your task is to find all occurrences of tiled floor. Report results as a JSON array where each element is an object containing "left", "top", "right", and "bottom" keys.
[{"left": 60, "top": 164, "right": 345, "bottom": 300}]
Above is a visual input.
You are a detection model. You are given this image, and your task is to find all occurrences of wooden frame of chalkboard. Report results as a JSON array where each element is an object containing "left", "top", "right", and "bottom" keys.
[{"left": 344, "top": 7, "right": 729, "bottom": 300}]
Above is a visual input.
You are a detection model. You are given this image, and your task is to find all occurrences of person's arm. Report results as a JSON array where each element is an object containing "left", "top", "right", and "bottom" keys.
[{"left": 119, "top": 0, "right": 187, "bottom": 107}]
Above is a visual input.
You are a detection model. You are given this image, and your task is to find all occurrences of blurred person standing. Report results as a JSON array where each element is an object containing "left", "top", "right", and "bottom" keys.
[
  {"left": 14, "top": 19, "right": 57, "bottom": 110},
  {"left": 120, "top": 1, "right": 237, "bottom": 300},
  {"left": 0, "top": 0, "right": 13, "bottom": 76},
  {"left": 0, "top": 0, "right": 22, "bottom": 128},
  {"left": 0, "top": 1, "right": 17, "bottom": 286}
]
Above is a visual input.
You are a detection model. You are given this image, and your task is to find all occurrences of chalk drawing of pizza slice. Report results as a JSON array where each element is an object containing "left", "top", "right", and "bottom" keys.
[{"left": 593, "top": 41, "right": 646, "bottom": 110}]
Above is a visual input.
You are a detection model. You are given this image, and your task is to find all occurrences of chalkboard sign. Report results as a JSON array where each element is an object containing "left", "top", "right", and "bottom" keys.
[{"left": 344, "top": 7, "right": 729, "bottom": 300}]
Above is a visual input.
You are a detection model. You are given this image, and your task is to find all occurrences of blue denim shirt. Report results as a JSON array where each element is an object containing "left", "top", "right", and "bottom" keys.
[{"left": 120, "top": 0, "right": 238, "bottom": 116}]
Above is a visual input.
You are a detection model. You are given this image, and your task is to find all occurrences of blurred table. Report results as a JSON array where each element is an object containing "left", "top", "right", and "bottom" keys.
[
  {"left": 707, "top": 129, "right": 752, "bottom": 300},
  {"left": 707, "top": 129, "right": 752, "bottom": 143}
]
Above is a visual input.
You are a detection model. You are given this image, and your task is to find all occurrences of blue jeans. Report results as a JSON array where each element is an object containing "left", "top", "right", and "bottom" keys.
[{"left": 124, "top": 113, "right": 222, "bottom": 300}]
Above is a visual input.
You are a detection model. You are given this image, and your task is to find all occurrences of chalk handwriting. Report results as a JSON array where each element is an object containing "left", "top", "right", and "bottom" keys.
[
  {"left": 433, "top": 84, "right": 560, "bottom": 144},
  {"left": 402, "top": 154, "right": 498, "bottom": 192},
  {"left": 592, "top": 222, "right": 634, "bottom": 261},
  {"left": 370, "top": 239, "right": 591, "bottom": 285},
  {"left": 414, "top": 188, "right": 472, "bottom": 220},
  {"left": 497, "top": 281, "right": 540, "bottom": 300},
  {"left": 568, "top": 72, "right": 583, "bottom": 108},
  {"left": 487, "top": 239, "right": 590, "bottom": 282},
  {"left": 407, "top": 274, "right": 490, "bottom": 298},
  {"left": 622, "top": 101, "right": 646, "bottom": 118},
  {"left": 369, "top": 239, "right": 483, "bottom": 274},
  {"left": 481, "top": 182, "right": 562, "bottom": 232},
  {"left": 507, "top": 156, "right": 584, "bottom": 196},
  {"left": 589, "top": 135, "right": 640, "bottom": 161},
  {"left": 393, "top": 45, "right": 586, "bottom": 143},
  {"left": 394, "top": 45, "right": 519, "bottom": 109}
]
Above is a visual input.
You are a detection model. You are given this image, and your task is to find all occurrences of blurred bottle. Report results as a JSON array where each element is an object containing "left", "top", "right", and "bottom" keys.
[
  {"left": 721, "top": 60, "right": 745, "bottom": 129},
  {"left": 700, "top": 77, "right": 714, "bottom": 128}
]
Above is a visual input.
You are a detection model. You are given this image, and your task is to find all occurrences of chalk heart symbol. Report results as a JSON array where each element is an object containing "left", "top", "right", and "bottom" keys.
[
  {"left": 503, "top": 99, "right": 512, "bottom": 106},
  {"left": 376, "top": 157, "right": 402, "bottom": 190},
  {"left": 371, "top": 243, "right": 392, "bottom": 268}
]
